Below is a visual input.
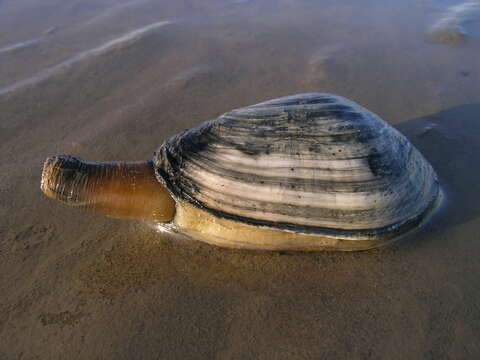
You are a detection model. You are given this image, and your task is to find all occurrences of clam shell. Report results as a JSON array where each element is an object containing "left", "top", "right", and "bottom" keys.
[{"left": 153, "top": 93, "right": 439, "bottom": 240}]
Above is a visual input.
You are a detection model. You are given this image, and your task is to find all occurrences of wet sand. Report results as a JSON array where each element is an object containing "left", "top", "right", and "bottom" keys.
[{"left": 1, "top": 0, "right": 480, "bottom": 358}]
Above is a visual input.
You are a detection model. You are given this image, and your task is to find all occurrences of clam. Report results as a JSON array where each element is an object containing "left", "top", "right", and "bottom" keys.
[{"left": 41, "top": 93, "right": 439, "bottom": 251}]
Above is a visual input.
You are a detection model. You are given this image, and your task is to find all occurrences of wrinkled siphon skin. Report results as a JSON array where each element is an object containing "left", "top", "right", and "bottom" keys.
[{"left": 41, "top": 155, "right": 175, "bottom": 222}]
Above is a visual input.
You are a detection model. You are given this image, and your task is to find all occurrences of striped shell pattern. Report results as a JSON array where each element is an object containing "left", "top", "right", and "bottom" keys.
[{"left": 153, "top": 93, "right": 439, "bottom": 239}]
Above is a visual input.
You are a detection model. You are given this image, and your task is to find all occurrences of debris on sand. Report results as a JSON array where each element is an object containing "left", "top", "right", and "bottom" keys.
[{"left": 428, "top": 0, "right": 480, "bottom": 44}]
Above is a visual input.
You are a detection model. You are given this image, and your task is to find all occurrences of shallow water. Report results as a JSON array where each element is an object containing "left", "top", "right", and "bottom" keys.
[{"left": 1, "top": 0, "right": 480, "bottom": 358}]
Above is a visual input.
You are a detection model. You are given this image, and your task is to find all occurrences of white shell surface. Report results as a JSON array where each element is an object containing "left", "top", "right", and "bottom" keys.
[{"left": 154, "top": 93, "right": 439, "bottom": 238}]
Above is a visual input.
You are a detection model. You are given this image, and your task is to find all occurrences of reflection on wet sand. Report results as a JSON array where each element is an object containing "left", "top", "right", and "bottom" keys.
[{"left": 80, "top": 0, "right": 151, "bottom": 28}]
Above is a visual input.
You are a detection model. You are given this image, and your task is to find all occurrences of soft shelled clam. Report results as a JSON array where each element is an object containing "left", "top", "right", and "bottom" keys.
[{"left": 41, "top": 93, "right": 440, "bottom": 251}]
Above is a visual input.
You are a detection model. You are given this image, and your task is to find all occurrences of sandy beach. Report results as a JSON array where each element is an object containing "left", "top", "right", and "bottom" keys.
[{"left": 1, "top": 0, "right": 480, "bottom": 358}]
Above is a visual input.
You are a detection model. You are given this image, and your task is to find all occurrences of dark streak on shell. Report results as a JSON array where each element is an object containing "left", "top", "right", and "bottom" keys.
[{"left": 153, "top": 93, "right": 439, "bottom": 239}]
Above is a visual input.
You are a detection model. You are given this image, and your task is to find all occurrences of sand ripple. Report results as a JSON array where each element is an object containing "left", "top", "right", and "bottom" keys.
[
  {"left": 0, "top": 20, "right": 173, "bottom": 96},
  {"left": 0, "top": 38, "right": 43, "bottom": 55}
]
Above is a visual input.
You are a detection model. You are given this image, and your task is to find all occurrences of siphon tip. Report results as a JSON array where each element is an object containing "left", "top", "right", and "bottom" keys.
[{"left": 40, "top": 155, "right": 85, "bottom": 202}]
